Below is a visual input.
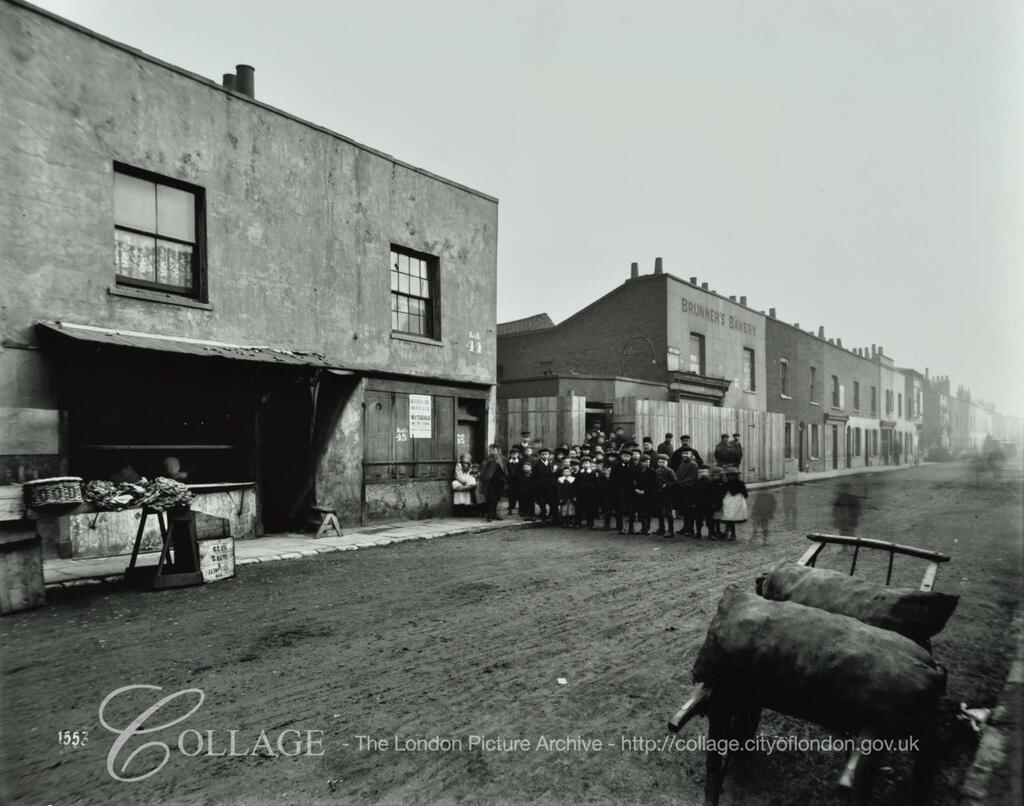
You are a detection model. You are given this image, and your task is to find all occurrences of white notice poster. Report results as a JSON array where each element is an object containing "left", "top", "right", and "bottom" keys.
[{"left": 409, "top": 394, "right": 432, "bottom": 438}]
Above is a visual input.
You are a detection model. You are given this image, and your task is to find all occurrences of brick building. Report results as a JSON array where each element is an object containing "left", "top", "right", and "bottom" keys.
[
  {"left": 498, "top": 259, "right": 767, "bottom": 418},
  {"left": 764, "top": 316, "right": 883, "bottom": 475},
  {"left": 0, "top": 1, "right": 498, "bottom": 555}
]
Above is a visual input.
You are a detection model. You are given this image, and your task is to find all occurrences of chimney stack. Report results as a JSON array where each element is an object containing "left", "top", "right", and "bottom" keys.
[
  {"left": 878, "top": 345, "right": 884, "bottom": 355},
  {"left": 630, "top": 262, "right": 639, "bottom": 279},
  {"left": 729, "top": 295, "right": 736, "bottom": 302},
  {"left": 769, "top": 307, "right": 776, "bottom": 318},
  {"left": 828, "top": 338, "right": 834, "bottom": 344},
  {"left": 701, "top": 282, "right": 709, "bottom": 290},
  {"left": 871, "top": 344, "right": 877, "bottom": 357},
  {"left": 689, "top": 276, "right": 697, "bottom": 285},
  {"left": 925, "top": 367, "right": 929, "bottom": 380},
  {"left": 654, "top": 257, "right": 663, "bottom": 274},
  {"left": 837, "top": 338, "right": 843, "bottom": 348},
  {"left": 818, "top": 326, "right": 825, "bottom": 338},
  {"left": 793, "top": 323, "right": 800, "bottom": 329},
  {"left": 235, "top": 64, "right": 255, "bottom": 97},
  {"left": 740, "top": 295, "right": 747, "bottom": 306},
  {"left": 222, "top": 72, "right": 237, "bottom": 91}
]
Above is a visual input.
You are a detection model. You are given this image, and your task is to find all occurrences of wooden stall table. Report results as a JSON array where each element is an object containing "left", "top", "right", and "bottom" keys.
[{"left": 124, "top": 506, "right": 204, "bottom": 590}]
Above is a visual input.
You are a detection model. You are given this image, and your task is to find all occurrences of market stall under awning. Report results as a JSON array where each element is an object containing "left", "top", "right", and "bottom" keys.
[{"left": 35, "top": 321, "right": 357, "bottom": 549}]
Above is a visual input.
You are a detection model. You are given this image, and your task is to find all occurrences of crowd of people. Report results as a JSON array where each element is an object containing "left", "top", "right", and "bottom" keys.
[{"left": 453, "top": 430, "right": 751, "bottom": 540}]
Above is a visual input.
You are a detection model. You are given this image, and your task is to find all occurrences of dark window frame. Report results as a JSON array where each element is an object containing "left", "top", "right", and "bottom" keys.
[
  {"left": 742, "top": 347, "right": 756, "bottom": 392},
  {"left": 779, "top": 358, "right": 789, "bottom": 396},
  {"left": 390, "top": 244, "right": 441, "bottom": 340},
  {"left": 113, "top": 162, "right": 207, "bottom": 301},
  {"left": 689, "top": 333, "right": 706, "bottom": 375}
]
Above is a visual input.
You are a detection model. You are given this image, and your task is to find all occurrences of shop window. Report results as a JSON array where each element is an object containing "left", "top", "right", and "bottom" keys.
[
  {"left": 390, "top": 246, "right": 439, "bottom": 338},
  {"left": 689, "top": 334, "right": 705, "bottom": 375},
  {"left": 113, "top": 164, "right": 205, "bottom": 298},
  {"left": 742, "top": 348, "right": 755, "bottom": 392}
]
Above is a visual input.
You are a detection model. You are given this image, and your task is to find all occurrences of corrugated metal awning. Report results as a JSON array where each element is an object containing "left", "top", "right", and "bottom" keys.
[{"left": 37, "top": 321, "right": 347, "bottom": 370}]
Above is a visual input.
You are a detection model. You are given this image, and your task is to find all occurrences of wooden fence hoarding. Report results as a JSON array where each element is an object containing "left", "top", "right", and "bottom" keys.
[
  {"left": 497, "top": 395, "right": 586, "bottom": 452},
  {"left": 615, "top": 397, "right": 785, "bottom": 482}
]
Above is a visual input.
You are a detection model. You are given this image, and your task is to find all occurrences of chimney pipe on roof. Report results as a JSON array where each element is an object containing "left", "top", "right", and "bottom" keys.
[
  {"left": 828, "top": 338, "right": 834, "bottom": 344},
  {"left": 654, "top": 257, "right": 663, "bottom": 274},
  {"left": 818, "top": 326, "right": 825, "bottom": 338},
  {"left": 740, "top": 295, "right": 747, "bottom": 306},
  {"left": 871, "top": 344, "right": 877, "bottom": 356},
  {"left": 222, "top": 72, "right": 237, "bottom": 91},
  {"left": 769, "top": 307, "right": 776, "bottom": 318},
  {"left": 630, "top": 262, "right": 639, "bottom": 279},
  {"left": 925, "top": 367, "right": 930, "bottom": 380},
  {"left": 235, "top": 64, "right": 254, "bottom": 97},
  {"left": 689, "top": 276, "right": 697, "bottom": 285},
  {"left": 837, "top": 338, "right": 843, "bottom": 348},
  {"left": 701, "top": 282, "right": 709, "bottom": 290},
  {"left": 729, "top": 295, "right": 736, "bottom": 301},
  {"left": 793, "top": 323, "right": 799, "bottom": 329}
]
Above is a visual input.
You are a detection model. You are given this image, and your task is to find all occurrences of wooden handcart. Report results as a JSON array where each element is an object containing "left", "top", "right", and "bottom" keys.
[{"left": 667, "top": 533, "right": 951, "bottom": 805}]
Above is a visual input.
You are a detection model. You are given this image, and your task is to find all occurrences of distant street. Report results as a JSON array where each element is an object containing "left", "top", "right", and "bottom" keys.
[{"left": 2, "top": 461, "right": 1021, "bottom": 805}]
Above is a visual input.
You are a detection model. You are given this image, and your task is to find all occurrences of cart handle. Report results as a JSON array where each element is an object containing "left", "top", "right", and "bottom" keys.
[{"left": 800, "top": 533, "right": 951, "bottom": 591}]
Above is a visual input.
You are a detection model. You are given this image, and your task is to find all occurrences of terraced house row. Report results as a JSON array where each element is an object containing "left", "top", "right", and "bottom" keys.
[{"left": 497, "top": 259, "right": 1018, "bottom": 482}]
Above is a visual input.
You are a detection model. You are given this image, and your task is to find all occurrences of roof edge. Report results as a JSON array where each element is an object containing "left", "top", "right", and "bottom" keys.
[{"left": 9, "top": 0, "right": 498, "bottom": 204}]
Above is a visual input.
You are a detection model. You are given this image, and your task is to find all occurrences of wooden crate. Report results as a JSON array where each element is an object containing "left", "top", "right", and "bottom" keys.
[{"left": 0, "top": 523, "right": 46, "bottom": 615}]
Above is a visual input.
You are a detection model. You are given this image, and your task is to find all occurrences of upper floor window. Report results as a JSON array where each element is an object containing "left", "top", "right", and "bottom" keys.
[
  {"left": 779, "top": 358, "right": 789, "bottom": 397},
  {"left": 742, "top": 348, "right": 755, "bottom": 392},
  {"left": 689, "top": 333, "right": 705, "bottom": 375},
  {"left": 390, "top": 246, "right": 439, "bottom": 339},
  {"left": 871, "top": 386, "right": 878, "bottom": 414},
  {"left": 853, "top": 381, "right": 860, "bottom": 411},
  {"left": 809, "top": 366, "right": 818, "bottom": 403},
  {"left": 114, "top": 164, "right": 205, "bottom": 298},
  {"left": 898, "top": 393, "right": 903, "bottom": 418},
  {"left": 831, "top": 375, "right": 840, "bottom": 407}
]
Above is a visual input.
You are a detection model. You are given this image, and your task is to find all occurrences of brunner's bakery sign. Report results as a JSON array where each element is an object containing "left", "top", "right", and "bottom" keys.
[{"left": 681, "top": 298, "right": 758, "bottom": 337}]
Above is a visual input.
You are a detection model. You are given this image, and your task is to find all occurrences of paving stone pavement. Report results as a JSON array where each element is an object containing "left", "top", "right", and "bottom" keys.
[
  {"left": 41, "top": 461, "right": 921, "bottom": 589},
  {"left": 43, "top": 515, "right": 531, "bottom": 588}
]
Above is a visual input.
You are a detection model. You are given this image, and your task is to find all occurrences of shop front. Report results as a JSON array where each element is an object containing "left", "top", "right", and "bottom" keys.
[{"left": 37, "top": 322, "right": 348, "bottom": 557}]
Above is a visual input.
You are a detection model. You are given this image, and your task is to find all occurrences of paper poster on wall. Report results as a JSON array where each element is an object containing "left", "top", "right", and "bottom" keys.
[{"left": 409, "top": 394, "right": 432, "bottom": 438}]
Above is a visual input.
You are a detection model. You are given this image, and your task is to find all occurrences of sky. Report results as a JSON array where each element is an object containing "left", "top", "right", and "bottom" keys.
[{"left": 31, "top": 0, "right": 1024, "bottom": 415}]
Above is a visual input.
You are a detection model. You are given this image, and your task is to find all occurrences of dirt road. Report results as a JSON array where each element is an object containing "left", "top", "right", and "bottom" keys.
[{"left": 2, "top": 461, "right": 1021, "bottom": 805}]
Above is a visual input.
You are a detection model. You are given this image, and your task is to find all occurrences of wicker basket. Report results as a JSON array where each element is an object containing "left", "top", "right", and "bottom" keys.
[{"left": 23, "top": 477, "right": 84, "bottom": 508}]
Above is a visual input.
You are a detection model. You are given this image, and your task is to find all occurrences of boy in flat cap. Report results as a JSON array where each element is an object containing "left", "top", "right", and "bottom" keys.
[
  {"left": 632, "top": 454, "right": 657, "bottom": 534},
  {"left": 654, "top": 453, "right": 677, "bottom": 537},
  {"left": 608, "top": 448, "right": 633, "bottom": 534}
]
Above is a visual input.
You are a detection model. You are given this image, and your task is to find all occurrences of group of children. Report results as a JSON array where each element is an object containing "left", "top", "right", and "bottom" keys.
[{"left": 503, "top": 432, "right": 749, "bottom": 540}]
